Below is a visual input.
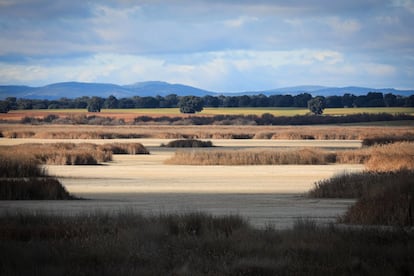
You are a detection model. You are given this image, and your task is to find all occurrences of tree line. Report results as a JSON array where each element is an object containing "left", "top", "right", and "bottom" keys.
[{"left": 1, "top": 92, "right": 413, "bottom": 113}]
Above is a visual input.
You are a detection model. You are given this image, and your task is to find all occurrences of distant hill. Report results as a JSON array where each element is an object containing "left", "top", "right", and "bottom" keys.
[
  {"left": 123, "top": 81, "right": 213, "bottom": 97},
  {"left": 0, "top": 81, "right": 412, "bottom": 100}
]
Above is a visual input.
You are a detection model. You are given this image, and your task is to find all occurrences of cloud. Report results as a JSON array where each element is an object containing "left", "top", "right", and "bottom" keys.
[{"left": 0, "top": 0, "right": 412, "bottom": 90}]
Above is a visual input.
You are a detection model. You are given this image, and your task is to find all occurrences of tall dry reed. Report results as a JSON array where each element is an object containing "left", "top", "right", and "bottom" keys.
[
  {"left": 166, "top": 142, "right": 414, "bottom": 171},
  {"left": 1, "top": 211, "right": 413, "bottom": 275},
  {"left": 165, "top": 148, "right": 336, "bottom": 165},
  {"left": 339, "top": 170, "right": 414, "bottom": 226},
  {"left": 0, "top": 143, "right": 112, "bottom": 165},
  {"left": 0, "top": 178, "right": 77, "bottom": 200},
  {"left": 0, "top": 154, "right": 44, "bottom": 177},
  {"left": 0, "top": 143, "right": 150, "bottom": 165},
  {"left": 2, "top": 124, "right": 414, "bottom": 141}
]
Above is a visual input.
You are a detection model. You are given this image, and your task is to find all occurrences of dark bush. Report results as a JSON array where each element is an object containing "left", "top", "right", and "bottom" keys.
[
  {"left": 0, "top": 178, "right": 77, "bottom": 200},
  {"left": 362, "top": 133, "right": 414, "bottom": 147},
  {"left": 99, "top": 143, "right": 150, "bottom": 154},
  {"left": 0, "top": 212, "right": 413, "bottom": 275},
  {"left": 339, "top": 171, "right": 414, "bottom": 226},
  {"left": 161, "top": 139, "right": 214, "bottom": 148},
  {"left": 0, "top": 155, "right": 44, "bottom": 177},
  {"left": 309, "top": 170, "right": 414, "bottom": 199}
]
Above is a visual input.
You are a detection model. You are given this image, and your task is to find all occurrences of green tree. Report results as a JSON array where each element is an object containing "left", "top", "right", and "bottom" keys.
[
  {"left": 0, "top": 101, "right": 10, "bottom": 113},
  {"left": 308, "top": 97, "right": 326, "bottom": 115},
  {"left": 178, "top": 96, "right": 204, "bottom": 114},
  {"left": 87, "top": 97, "right": 103, "bottom": 112},
  {"left": 104, "top": 95, "right": 119, "bottom": 109}
]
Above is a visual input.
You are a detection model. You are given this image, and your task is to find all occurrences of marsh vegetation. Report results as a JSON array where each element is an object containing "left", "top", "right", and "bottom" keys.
[
  {"left": 1, "top": 121, "right": 413, "bottom": 274},
  {"left": 0, "top": 155, "right": 76, "bottom": 200},
  {"left": 1, "top": 211, "right": 413, "bottom": 275}
]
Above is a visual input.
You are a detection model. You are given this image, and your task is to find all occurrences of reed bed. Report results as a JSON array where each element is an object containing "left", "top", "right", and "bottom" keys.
[
  {"left": 309, "top": 170, "right": 414, "bottom": 199},
  {"left": 362, "top": 133, "right": 414, "bottom": 146},
  {"left": 2, "top": 124, "right": 414, "bottom": 140},
  {"left": 338, "top": 171, "right": 414, "bottom": 226},
  {"left": 165, "top": 148, "right": 337, "bottom": 165},
  {"left": 0, "top": 143, "right": 111, "bottom": 165},
  {"left": 0, "top": 178, "right": 77, "bottom": 200},
  {"left": 166, "top": 142, "right": 414, "bottom": 171},
  {"left": 0, "top": 155, "right": 78, "bottom": 200},
  {"left": 364, "top": 142, "right": 414, "bottom": 172},
  {"left": 0, "top": 211, "right": 412, "bottom": 275},
  {"left": 0, "top": 155, "right": 44, "bottom": 177},
  {"left": 0, "top": 142, "right": 149, "bottom": 166}
]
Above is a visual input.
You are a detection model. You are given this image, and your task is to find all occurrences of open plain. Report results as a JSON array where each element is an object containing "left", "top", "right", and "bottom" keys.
[{"left": 0, "top": 138, "right": 363, "bottom": 228}]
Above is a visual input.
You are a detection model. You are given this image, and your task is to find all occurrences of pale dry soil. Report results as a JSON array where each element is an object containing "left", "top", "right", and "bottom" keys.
[{"left": 0, "top": 139, "right": 363, "bottom": 228}]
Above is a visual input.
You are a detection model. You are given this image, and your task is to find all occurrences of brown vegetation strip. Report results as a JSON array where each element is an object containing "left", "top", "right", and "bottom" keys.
[
  {"left": 166, "top": 142, "right": 414, "bottom": 171},
  {"left": 165, "top": 148, "right": 337, "bottom": 165},
  {"left": 0, "top": 178, "right": 77, "bottom": 200},
  {"left": 0, "top": 142, "right": 149, "bottom": 166},
  {"left": 338, "top": 170, "right": 414, "bottom": 227},
  {"left": 0, "top": 212, "right": 413, "bottom": 275},
  {"left": 2, "top": 123, "right": 414, "bottom": 140}
]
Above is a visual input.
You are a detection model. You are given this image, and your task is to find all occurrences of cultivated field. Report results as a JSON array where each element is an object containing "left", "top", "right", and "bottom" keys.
[
  {"left": 2, "top": 123, "right": 414, "bottom": 140},
  {"left": 2, "top": 106, "right": 414, "bottom": 121}
]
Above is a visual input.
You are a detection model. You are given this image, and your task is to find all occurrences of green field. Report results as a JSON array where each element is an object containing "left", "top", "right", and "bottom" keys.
[
  {"left": 102, "top": 107, "right": 414, "bottom": 116},
  {"left": 5, "top": 107, "right": 414, "bottom": 117}
]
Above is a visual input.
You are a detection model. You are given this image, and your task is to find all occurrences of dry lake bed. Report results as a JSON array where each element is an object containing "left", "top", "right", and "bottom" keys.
[{"left": 0, "top": 139, "right": 363, "bottom": 228}]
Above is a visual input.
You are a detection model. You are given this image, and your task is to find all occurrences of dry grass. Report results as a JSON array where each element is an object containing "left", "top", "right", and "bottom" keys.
[
  {"left": 0, "top": 155, "right": 44, "bottom": 177},
  {"left": 166, "top": 142, "right": 414, "bottom": 171},
  {"left": 0, "top": 178, "right": 77, "bottom": 200},
  {"left": 0, "top": 155, "right": 78, "bottom": 200},
  {"left": 1, "top": 211, "right": 413, "bottom": 275},
  {"left": 337, "top": 142, "right": 414, "bottom": 172},
  {"left": 0, "top": 143, "right": 112, "bottom": 165},
  {"left": 165, "top": 148, "right": 337, "bottom": 165},
  {"left": 337, "top": 171, "right": 414, "bottom": 226},
  {"left": 362, "top": 134, "right": 414, "bottom": 146},
  {"left": 364, "top": 142, "right": 414, "bottom": 172},
  {"left": 309, "top": 170, "right": 414, "bottom": 199},
  {"left": 2, "top": 123, "right": 414, "bottom": 140},
  {"left": 0, "top": 142, "right": 149, "bottom": 166}
]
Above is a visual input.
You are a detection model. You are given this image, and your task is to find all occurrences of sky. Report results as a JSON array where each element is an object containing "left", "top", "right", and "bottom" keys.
[{"left": 0, "top": 0, "right": 413, "bottom": 92}]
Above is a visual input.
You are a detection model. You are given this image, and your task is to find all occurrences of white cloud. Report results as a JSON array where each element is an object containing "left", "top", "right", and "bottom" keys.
[
  {"left": 223, "top": 16, "right": 259, "bottom": 28},
  {"left": 0, "top": 1, "right": 412, "bottom": 90},
  {"left": 364, "top": 63, "right": 397, "bottom": 76},
  {"left": 325, "top": 17, "right": 361, "bottom": 35}
]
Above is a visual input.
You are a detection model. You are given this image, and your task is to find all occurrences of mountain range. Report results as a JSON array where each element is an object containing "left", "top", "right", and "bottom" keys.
[{"left": 0, "top": 81, "right": 413, "bottom": 100}]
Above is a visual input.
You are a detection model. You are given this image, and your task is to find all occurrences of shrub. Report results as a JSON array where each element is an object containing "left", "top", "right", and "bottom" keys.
[
  {"left": 362, "top": 133, "right": 414, "bottom": 147},
  {"left": 161, "top": 139, "right": 214, "bottom": 148},
  {"left": 99, "top": 143, "right": 150, "bottom": 154}
]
